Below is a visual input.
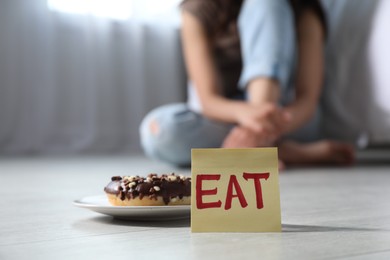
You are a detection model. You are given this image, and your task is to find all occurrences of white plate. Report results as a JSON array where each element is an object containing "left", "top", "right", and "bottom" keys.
[{"left": 73, "top": 195, "right": 190, "bottom": 221}]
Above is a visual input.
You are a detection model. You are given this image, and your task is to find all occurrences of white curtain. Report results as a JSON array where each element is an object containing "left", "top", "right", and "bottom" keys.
[{"left": 0, "top": 0, "right": 186, "bottom": 154}]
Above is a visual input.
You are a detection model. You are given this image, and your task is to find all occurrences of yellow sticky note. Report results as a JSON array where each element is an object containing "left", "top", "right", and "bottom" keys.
[{"left": 191, "top": 148, "right": 281, "bottom": 233}]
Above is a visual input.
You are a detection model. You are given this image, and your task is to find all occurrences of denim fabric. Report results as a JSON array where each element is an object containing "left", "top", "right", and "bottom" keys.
[
  {"left": 140, "top": 0, "right": 320, "bottom": 166},
  {"left": 238, "top": 0, "right": 296, "bottom": 92},
  {"left": 140, "top": 103, "right": 232, "bottom": 166}
]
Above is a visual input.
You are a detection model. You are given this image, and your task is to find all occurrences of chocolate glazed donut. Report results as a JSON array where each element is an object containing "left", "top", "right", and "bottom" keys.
[{"left": 104, "top": 173, "right": 191, "bottom": 206}]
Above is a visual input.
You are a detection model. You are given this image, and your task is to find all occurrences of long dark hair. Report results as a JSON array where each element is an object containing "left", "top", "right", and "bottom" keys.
[
  {"left": 180, "top": 0, "right": 243, "bottom": 40},
  {"left": 180, "top": 0, "right": 327, "bottom": 41}
]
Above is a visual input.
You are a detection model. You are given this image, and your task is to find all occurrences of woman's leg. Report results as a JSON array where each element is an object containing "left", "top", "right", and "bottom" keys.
[
  {"left": 238, "top": 0, "right": 296, "bottom": 93},
  {"left": 140, "top": 103, "right": 232, "bottom": 166},
  {"left": 223, "top": 0, "right": 296, "bottom": 148},
  {"left": 237, "top": 0, "right": 355, "bottom": 166},
  {"left": 279, "top": 108, "right": 355, "bottom": 166}
]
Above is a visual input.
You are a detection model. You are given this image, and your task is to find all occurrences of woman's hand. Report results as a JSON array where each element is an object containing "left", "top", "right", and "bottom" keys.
[{"left": 234, "top": 102, "right": 291, "bottom": 140}]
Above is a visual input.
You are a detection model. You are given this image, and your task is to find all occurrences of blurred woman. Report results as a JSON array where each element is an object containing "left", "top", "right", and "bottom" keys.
[{"left": 140, "top": 0, "right": 354, "bottom": 167}]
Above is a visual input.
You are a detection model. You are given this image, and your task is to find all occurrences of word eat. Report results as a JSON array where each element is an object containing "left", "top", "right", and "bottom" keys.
[{"left": 196, "top": 172, "right": 270, "bottom": 210}]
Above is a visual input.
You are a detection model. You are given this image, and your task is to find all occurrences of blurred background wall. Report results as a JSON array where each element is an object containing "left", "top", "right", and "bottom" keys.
[{"left": 0, "top": 0, "right": 186, "bottom": 154}]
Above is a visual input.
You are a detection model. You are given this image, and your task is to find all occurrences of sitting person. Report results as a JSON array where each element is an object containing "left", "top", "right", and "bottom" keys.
[{"left": 140, "top": 0, "right": 354, "bottom": 168}]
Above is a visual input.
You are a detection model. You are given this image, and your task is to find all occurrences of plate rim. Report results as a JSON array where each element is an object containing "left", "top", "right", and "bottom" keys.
[{"left": 73, "top": 195, "right": 191, "bottom": 210}]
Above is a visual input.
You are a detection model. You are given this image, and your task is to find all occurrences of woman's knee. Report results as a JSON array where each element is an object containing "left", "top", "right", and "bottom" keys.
[
  {"left": 139, "top": 103, "right": 197, "bottom": 166},
  {"left": 140, "top": 103, "right": 232, "bottom": 166}
]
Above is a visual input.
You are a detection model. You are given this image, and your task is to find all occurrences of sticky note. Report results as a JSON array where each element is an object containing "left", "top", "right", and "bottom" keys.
[{"left": 191, "top": 148, "right": 281, "bottom": 232}]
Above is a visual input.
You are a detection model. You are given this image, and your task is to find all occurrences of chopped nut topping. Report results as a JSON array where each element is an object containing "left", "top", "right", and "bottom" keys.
[
  {"left": 168, "top": 175, "right": 177, "bottom": 181},
  {"left": 106, "top": 173, "right": 191, "bottom": 205}
]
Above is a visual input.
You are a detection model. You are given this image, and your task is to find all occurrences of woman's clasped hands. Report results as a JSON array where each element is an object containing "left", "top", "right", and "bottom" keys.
[{"left": 223, "top": 102, "right": 292, "bottom": 148}]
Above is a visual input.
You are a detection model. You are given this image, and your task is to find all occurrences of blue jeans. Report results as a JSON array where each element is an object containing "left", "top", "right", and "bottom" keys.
[{"left": 140, "top": 0, "right": 321, "bottom": 166}]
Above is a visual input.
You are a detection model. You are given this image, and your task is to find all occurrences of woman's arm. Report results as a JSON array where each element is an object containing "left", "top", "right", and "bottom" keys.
[
  {"left": 181, "top": 11, "right": 242, "bottom": 123},
  {"left": 181, "top": 10, "right": 286, "bottom": 133},
  {"left": 283, "top": 9, "right": 325, "bottom": 133}
]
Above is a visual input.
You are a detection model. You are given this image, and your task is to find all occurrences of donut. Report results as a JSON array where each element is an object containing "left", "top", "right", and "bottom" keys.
[{"left": 104, "top": 173, "right": 191, "bottom": 206}]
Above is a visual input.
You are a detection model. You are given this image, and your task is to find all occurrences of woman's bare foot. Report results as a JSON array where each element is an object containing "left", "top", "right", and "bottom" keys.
[
  {"left": 278, "top": 140, "right": 355, "bottom": 166},
  {"left": 222, "top": 126, "right": 286, "bottom": 171},
  {"left": 278, "top": 159, "right": 286, "bottom": 171},
  {"left": 222, "top": 126, "right": 275, "bottom": 148}
]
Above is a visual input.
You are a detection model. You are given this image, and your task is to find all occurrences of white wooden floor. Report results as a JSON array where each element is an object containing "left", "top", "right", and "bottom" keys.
[{"left": 0, "top": 152, "right": 389, "bottom": 260}]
